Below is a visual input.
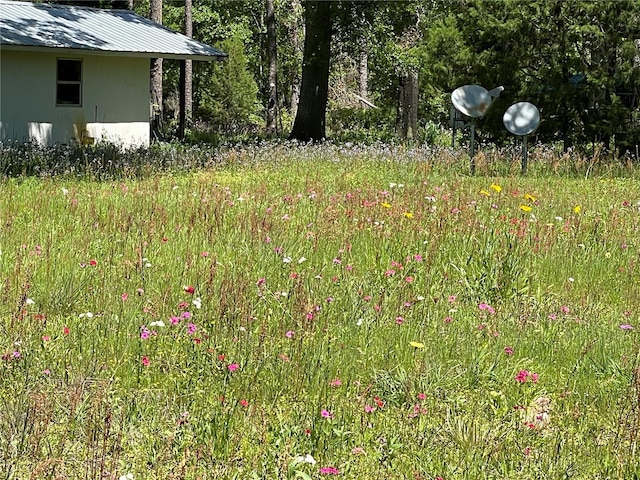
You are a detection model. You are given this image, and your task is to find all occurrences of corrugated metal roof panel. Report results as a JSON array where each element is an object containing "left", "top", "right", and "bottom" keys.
[{"left": 0, "top": 0, "right": 227, "bottom": 61}]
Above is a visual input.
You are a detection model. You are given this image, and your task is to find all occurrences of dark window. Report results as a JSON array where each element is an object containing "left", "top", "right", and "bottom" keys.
[{"left": 57, "top": 59, "right": 82, "bottom": 106}]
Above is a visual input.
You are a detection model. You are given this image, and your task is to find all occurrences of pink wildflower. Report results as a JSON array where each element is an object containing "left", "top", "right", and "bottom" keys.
[
  {"left": 319, "top": 466, "right": 340, "bottom": 475},
  {"left": 228, "top": 363, "right": 239, "bottom": 372}
]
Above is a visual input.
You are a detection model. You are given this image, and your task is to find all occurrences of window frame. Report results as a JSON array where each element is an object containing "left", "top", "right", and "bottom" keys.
[{"left": 56, "top": 58, "right": 83, "bottom": 107}]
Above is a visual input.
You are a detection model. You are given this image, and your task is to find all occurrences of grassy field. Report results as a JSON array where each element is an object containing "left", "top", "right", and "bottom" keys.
[{"left": 1, "top": 143, "right": 640, "bottom": 479}]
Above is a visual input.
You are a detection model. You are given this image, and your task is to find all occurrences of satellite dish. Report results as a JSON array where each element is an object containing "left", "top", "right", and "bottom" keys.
[
  {"left": 451, "top": 84, "right": 503, "bottom": 174},
  {"left": 503, "top": 101, "right": 540, "bottom": 174},
  {"left": 451, "top": 85, "right": 491, "bottom": 118},
  {"left": 488, "top": 86, "right": 505, "bottom": 98},
  {"left": 503, "top": 102, "right": 540, "bottom": 136}
]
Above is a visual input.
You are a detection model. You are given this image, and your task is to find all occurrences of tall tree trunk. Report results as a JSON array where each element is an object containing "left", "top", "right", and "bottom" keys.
[
  {"left": 357, "top": 15, "right": 369, "bottom": 109},
  {"left": 289, "top": 1, "right": 332, "bottom": 142},
  {"left": 184, "top": 0, "right": 193, "bottom": 123},
  {"left": 266, "top": 0, "right": 278, "bottom": 135},
  {"left": 396, "top": 71, "right": 418, "bottom": 139},
  {"left": 150, "top": 0, "right": 163, "bottom": 139}
]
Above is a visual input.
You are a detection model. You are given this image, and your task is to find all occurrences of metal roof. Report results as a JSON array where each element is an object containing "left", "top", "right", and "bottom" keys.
[{"left": 0, "top": 0, "right": 227, "bottom": 61}]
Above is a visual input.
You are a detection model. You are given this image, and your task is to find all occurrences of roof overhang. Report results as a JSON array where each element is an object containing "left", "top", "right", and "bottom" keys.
[{"left": 0, "top": 44, "right": 226, "bottom": 62}]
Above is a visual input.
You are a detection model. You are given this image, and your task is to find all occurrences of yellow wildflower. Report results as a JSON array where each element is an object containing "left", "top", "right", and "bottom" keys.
[
  {"left": 524, "top": 193, "right": 536, "bottom": 202},
  {"left": 480, "top": 190, "right": 490, "bottom": 197},
  {"left": 520, "top": 205, "right": 532, "bottom": 212},
  {"left": 403, "top": 212, "right": 414, "bottom": 219},
  {"left": 381, "top": 202, "right": 391, "bottom": 208},
  {"left": 409, "top": 341, "right": 425, "bottom": 349},
  {"left": 574, "top": 205, "right": 581, "bottom": 214},
  {"left": 490, "top": 184, "right": 502, "bottom": 193}
]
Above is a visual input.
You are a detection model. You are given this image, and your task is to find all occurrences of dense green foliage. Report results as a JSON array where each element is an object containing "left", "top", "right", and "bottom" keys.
[{"left": 145, "top": 0, "right": 640, "bottom": 150}]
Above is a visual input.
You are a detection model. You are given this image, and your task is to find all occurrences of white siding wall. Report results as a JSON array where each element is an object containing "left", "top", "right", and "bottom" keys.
[{"left": 0, "top": 50, "right": 150, "bottom": 146}]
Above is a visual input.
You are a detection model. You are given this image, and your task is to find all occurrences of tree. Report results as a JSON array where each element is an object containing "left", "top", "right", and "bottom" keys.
[
  {"left": 265, "top": 0, "right": 278, "bottom": 135},
  {"left": 289, "top": 1, "right": 332, "bottom": 142},
  {"left": 184, "top": 0, "right": 193, "bottom": 122},
  {"left": 150, "top": 0, "right": 163, "bottom": 138}
]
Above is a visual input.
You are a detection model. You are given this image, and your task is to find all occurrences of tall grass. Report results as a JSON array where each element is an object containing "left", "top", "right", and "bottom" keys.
[{"left": 0, "top": 142, "right": 640, "bottom": 479}]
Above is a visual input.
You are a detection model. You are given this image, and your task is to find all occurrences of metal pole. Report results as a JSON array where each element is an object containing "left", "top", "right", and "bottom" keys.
[
  {"left": 521, "top": 135, "right": 528, "bottom": 174},
  {"left": 469, "top": 121, "right": 476, "bottom": 175}
]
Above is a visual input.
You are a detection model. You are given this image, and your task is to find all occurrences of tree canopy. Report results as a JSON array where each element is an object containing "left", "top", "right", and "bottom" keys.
[{"left": 53, "top": 0, "right": 640, "bottom": 151}]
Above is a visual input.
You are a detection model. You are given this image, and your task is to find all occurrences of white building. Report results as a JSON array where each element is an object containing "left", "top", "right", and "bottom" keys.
[{"left": 0, "top": 0, "right": 226, "bottom": 147}]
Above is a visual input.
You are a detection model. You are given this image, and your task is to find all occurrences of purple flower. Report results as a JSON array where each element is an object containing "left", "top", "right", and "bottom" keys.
[{"left": 620, "top": 324, "right": 634, "bottom": 330}]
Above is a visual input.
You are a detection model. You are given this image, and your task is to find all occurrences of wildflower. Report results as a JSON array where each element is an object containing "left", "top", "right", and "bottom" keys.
[
  {"left": 320, "top": 409, "right": 333, "bottom": 419},
  {"left": 239, "top": 399, "right": 249, "bottom": 408},
  {"left": 479, "top": 189, "right": 490, "bottom": 197},
  {"left": 381, "top": 202, "right": 391, "bottom": 208},
  {"left": 409, "top": 341, "right": 425, "bottom": 349},
  {"left": 490, "top": 183, "right": 502, "bottom": 193},
  {"left": 63, "top": 326, "right": 70, "bottom": 335},
  {"left": 524, "top": 194, "right": 536, "bottom": 202},
  {"left": 201, "top": 251, "right": 209, "bottom": 257},
  {"left": 351, "top": 447, "right": 366, "bottom": 455},
  {"left": 395, "top": 316, "right": 405, "bottom": 325},
  {"left": 184, "top": 285, "right": 195, "bottom": 294},
  {"left": 405, "top": 276, "right": 414, "bottom": 283},
  {"left": 384, "top": 269, "right": 395, "bottom": 277},
  {"left": 520, "top": 205, "right": 532, "bottom": 212},
  {"left": 293, "top": 454, "right": 316, "bottom": 465},
  {"left": 515, "top": 369, "right": 538, "bottom": 383},
  {"left": 25, "top": 298, "right": 35, "bottom": 305},
  {"left": 403, "top": 212, "right": 414, "bottom": 218},
  {"left": 285, "top": 330, "right": 294, "bottom": 338},
  {"left": 141, "top": 356, "right": 150, "bottom": 366},
  {"left": 121, "top": 293, "right": 128, "bottom": 302},
  {"left": 42, "top": 335, "right": 51, "bottom": 342},
  {"left": 478, "top": 302, "right": 495, "bottom": 315},
  {"left": 364, "top": 405, "right": 376, "bottom": 413},
  {"left": 228, "top": 363, "right": 239, "bottom": 372},
  {"left": 620, "top": 324, "right": 634, "bottom": 330},
  {"left": 504, "top": 346, "right": 514, "bottom": 355},
  {"left": 187, "top": 323, "right": 197, "bottom": 335},
  {"left": 170, "top": 316, "right": 180, "bottom": 325},
  {"left": 417, "top": 393, "right": 426, "bottom": 400},
  {"left": 330, "top": 378, "right": 342, "bottom": 387},
  {"left": 574, "top": 205, "right": 581, "bottom": 214},
  {"left": 192, "top": 297, "right": 202, "bottom": 309},
  {"left": 140, "top": 326, "right": 150, "bottom": 340},
  {"left": 319, "top": 466, "right": 340, "bottom": 475},
  {"left": 119, "top": 474, "right": 134, "bottom": 480}
]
